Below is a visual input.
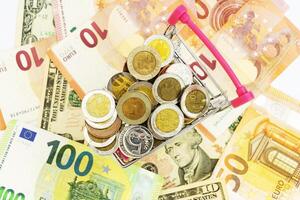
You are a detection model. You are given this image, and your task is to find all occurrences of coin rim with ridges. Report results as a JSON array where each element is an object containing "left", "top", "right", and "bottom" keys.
[
  {"left": 144, "top": 34, "right": 174, "bottom": 67},
  {"left": 82, "top": 89, "right": 116, "bottom": 123},
  {"left": 123, "top": 125, "right": 154, "bottom": 158},
  {"left": 180, "top": 84, "right": 210, "bottom": 119},
  {"left": 151, "top": 104, "right": 184, "bottom": 139},
  {"left": 147, "top": 116, "right": 165, "bottom": 140},
  {"left": 83, "top": 127, "right": 116, "bottom": 148},
  {"left": 118, "top": 125, "right": 154, "bottom": 158},
  {"left": 127, "top": 46, "right": 162, "bottom": 80},
  {"left": 88, "top": 134, "right": 119, "bottom": 156},
  {"left": 86, "top": 117, "right": 121, "bottom": 139},
  {"left": 117, "top": 91, "right": 152, "bottom": 125},
  {"left": 85, "top": 109, "right": 118, "bottom": 129},
  {"left": 152, "top": 73, "right": 185, "bottom": 104}
]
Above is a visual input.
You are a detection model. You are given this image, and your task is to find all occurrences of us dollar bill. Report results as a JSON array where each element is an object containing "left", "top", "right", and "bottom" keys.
[
  {"left": 16, "top": 0, "right": 55, "bottom": 45},
  {"left": 16, "top": 0, "right": 85, "bottom": 141},
  {"left": 158, "top": 179, "right": 228, "bottom": 200}
]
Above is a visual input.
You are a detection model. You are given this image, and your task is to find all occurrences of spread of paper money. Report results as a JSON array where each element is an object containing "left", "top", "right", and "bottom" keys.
[{"left": 0, "top": 0, "right": 299, "bottom": 199}]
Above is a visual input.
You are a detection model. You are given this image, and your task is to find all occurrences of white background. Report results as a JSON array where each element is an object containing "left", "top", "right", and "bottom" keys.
[{"left": 0, "top": 0, "right": 299, "bottom": 99}]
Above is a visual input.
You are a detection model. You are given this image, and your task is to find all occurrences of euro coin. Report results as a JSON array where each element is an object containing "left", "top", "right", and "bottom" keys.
[
  {"left": 144, "top": 35, "right": 174, "bottom": 66},
  {"left": 180, "top": 85, "right": 209, "bottom": 118},
  {"left": 107, "top": 72, "right": 136, "bottom": 100},
  {"left": 117, "top": 91, "right": 151, "bottom": 125},
  {"left": 127, "top": 46, "right": 161, "bottom": 80},
  {"left": 153, "top": 73, "right": 184, "bottom": 104},
  {"left": 82, "top": 90, "right": 115, "bottom": 122}
]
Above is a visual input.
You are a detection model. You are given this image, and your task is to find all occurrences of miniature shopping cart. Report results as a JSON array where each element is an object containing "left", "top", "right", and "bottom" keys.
[{"left": 113, "top": 5, "right": 254, "bottom": 167}]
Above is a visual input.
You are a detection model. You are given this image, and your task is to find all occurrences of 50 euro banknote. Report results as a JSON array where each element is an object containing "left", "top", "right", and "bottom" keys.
[
  {"left": 0, "top": 37, "right": 55, "bottom": 131},
  {"left": 212, "top": 90, "right": 300, "bottom": 200},
  {"left": 0, "top": 121, "right": 163, "bottom": 200}
]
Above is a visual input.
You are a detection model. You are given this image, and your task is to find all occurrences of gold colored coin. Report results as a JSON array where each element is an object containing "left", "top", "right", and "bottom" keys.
[
  {"left": 185, "top": 90, "right": 207, "bottom": 113},
  {"left": 148, "top": 39, "right": 171, "bottom": 63},
  {"left": 127, "top": 46, "right": 161, "bottom": 80},
  {"left": 145, "top": 35, "right": 174, "bottom": 66},
  {"left": 157, "top": 77, "right": 181, "bottom": 101},
  {"left": 150, "top": 104, "right": 184, "bottom": 139},
  {"left": 86, "top": 94, "right": 111, "bottom": 118},
  {"left": 129, "top": 81, "right": 157, "bottom": 107},
  {"left": 155, "top": 109, "right": 179, "bottom": 133},
  {"left": 122, "top": 97, "right": 146, "bottom": 120},
  {"left": 82, "top": 90, "right": 115, "bottom": 122},
  {"left": 180, "top": 85, "right": 209, "bottom": 119},
  {"left": 117, "top": 91, "right": 152, "bottom": 125},
  {"left": 133, "top": 51, "right": 157, "bottom": 75},
  {"left": 108, "top": 72, "right": 136, "bottom": 100}
]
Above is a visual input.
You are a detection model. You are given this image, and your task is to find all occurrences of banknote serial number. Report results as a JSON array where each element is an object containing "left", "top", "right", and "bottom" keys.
[{"left": 0, "top": 186, "right": 25, "bottom": 200}]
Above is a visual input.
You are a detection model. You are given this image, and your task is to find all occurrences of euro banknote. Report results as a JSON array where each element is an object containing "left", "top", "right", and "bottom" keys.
[
  {"left": 16, "top": 0, "right": 85, "bottom": 141},
  {"left": 0, "top": 37, "right": 55, "bottom": 130},
  {"left": 212, "top": 98, "right": 300, "bottom": 200},
  {"left": 0, "top": 121, "right": 163, "bottom": 200}
]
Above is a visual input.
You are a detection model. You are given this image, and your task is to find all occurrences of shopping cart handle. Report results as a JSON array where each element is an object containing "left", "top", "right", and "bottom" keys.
[{"left": 168, "top": 5, "right": 254, "bottom": 108}]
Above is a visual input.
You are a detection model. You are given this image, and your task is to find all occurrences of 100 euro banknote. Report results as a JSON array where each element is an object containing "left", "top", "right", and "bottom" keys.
[{"left": 0, "top": 122, "right": 163, "bottom": 200}]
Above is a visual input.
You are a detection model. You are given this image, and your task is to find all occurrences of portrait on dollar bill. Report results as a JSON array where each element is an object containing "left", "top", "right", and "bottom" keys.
[
  {"left": 164, "top": 128, "right": 218, "bottom": 185},
  {"left": 139, "top": 126, "right": 223, "bottom": 190}
]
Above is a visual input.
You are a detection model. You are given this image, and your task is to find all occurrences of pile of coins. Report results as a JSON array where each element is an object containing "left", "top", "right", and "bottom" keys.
[
  {"left": 82, "top": 34, "right": 211, "bottom": 159},
  {"left": 82, "top": 90, "right": 120, "bottom": 155}
]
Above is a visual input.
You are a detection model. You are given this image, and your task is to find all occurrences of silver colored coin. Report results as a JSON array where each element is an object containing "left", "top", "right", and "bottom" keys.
[{"left": 120, "top": 125, "right": 154, "bottom": 158}]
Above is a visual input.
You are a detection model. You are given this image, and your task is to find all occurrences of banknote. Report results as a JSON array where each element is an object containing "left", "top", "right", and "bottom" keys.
[
  {"left": 184, "top": 0, "right": 300, "bottom": 139},
  {"left": 0, "top": 37, "right": 55, "bottom": 131},
  {"left": 189, "top": 0, "right": 300, "bottom": 99},
  {"left": 158, "top": 179, "right": 228, "bottom": 200},
  {"left": 137, "top": 123, "right": 235, "bottom": 190},
  {"left": 16, "top": 0, "right": 55, "bottom": 45},
  {"left": 52, "top": 0, "right": 201, "bottom": 39},
  {"left": 0, "top": 121, "right": 163, "bottom": 200},
  {"left": 48, "top": 1, "right": 199, "bottom": 99},
  {"left": 52, "top": 0, "right": 98, "bottom": 40},
  {"left": 212, "top": 102, "right": 300, "bottom": 199},
  {"left": 16, "top": 0, "right": 85, "bottom": 140}
]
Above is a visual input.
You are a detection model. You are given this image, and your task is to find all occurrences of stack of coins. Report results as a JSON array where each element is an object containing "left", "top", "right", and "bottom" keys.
[
  {"left": 82, "top": 90, "right": 121, "bottom": 155},
  {"left": 80, "top": 34, "right": 212, "bottom": 160}
]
